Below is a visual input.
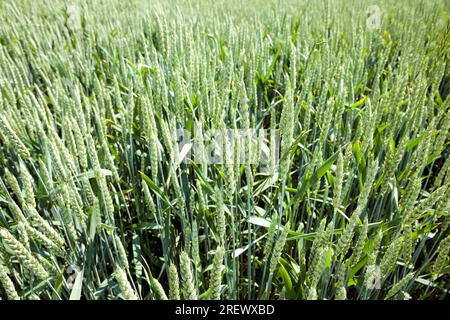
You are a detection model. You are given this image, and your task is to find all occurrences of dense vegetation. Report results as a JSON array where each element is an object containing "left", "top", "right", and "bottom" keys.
[{"left": 0, "top": 0, "right": 449, "bottom": 300}]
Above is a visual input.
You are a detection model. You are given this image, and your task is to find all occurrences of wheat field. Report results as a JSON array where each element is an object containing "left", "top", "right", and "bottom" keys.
[{"left": 0, "top": 0, "right": 449, "bottom": 300}]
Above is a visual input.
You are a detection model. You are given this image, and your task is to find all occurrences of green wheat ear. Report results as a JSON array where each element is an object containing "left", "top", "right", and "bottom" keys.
[
  {"left": 269, "top": 221, "right": 290, "bottom": 275},
  {"left": 432, "top": 236, "right": 450, "bottom": 277},
  {"left": 113, "top": 266, "right": 137, "bottom": 300},
  {"left": 114, "top": 235, "right": 129, "bottom": 270},
  {"left": 4, "top": 168, "right": 25, "bottom": 207},
  {"left": 179, "top": 251, "right": 197, "bottom": 300},
  {"left": 19, "top": 160, "right": 36, "bottom": 208},
  {"left": 0, "top": 228, "right": 49, "bottom": 281},
  {"left": 151, "top": 277, "right": 168, "bottom": 300},
  {"left": 385, "top": 273, "right": 414, "bottom": 300},
  {"left": 209, "top": 246, "right": 225, "bottom": 300},
  {"left": 335, "top": 286, "right": 346, "bottom": 301},
  {"left": 0, "top": 263, "right": 20, "bottom": 300},
  {"left": 169, "top": 263, "right": 181, "bottom": 300}
]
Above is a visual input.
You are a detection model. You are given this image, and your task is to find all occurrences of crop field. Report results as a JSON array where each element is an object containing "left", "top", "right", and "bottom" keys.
[{"left": 0, "top": 0, "right": 449, "bottom": 300}]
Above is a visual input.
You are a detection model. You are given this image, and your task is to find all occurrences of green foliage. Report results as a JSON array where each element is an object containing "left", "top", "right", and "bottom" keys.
[{"left": 0, "top": 0, "right": 449, "bottom": 300}]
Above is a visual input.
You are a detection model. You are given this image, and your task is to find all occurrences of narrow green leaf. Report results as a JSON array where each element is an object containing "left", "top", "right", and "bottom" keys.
[{"left": 69, "top": 269, "right": 84, "bottom": 300}]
